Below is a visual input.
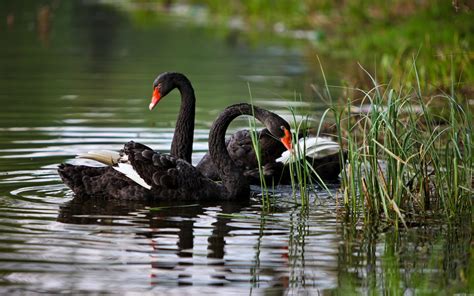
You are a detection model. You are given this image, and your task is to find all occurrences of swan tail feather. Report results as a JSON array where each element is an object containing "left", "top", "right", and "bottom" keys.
[{"left": 77, "top": 150, "right": 121, "bottom": 166}]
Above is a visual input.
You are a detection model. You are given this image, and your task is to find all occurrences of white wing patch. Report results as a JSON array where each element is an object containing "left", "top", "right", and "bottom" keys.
[
  {"left": 113, "top": 163, "right": 152, "bottom": 190},
  {"left": 76, "top": 150, "right": 150, "bottom": 189},
  {"left": 277, "top": 137, "right": 341, "bottom": 165}
]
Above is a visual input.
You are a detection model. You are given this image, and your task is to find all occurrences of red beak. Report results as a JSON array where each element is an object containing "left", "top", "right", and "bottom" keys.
[
  {"left": 149, "top": 88, "right": 161, "bottom": 111},
  {"left": 280, "top": 128, "right": 293, "bottom": 151}
]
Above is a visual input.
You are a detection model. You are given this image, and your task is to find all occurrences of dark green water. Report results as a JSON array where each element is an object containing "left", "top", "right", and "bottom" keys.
[{"left": 0, "top": 1, "right": 471, "bottom": 294}]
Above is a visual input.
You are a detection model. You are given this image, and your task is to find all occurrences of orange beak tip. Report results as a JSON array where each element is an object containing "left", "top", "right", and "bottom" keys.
[
  {"left": 149, "top": 88, "right": 161, "bottom": 111},
  {"left": 287, "top": 143, "right": 293, "bottom": 152}
]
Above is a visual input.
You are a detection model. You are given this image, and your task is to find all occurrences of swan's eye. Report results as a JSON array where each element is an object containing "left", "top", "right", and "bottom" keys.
[
  {"left": 157, "top": 83, "right": 162, "bottom": 90},
  {"left": 280, "top": 125, "right": 285, "bottom": 131}
]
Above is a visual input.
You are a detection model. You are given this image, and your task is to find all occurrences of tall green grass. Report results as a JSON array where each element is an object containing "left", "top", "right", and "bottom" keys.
[
  {"left": 247, "top": 84, "right": 272, "bottom": 208},
  {"left": 248, "top": 57, "right": 471, "bottom": 225},
  {"left": 332, "top": 62, "right": 472, "bottom": 225},
  {"left": 246, "top": 76, "right": 341, "bottom": 206},
  {"left": 286, "top": 107, "right": 311, "bottom": 206},
  {"left": 286, "top": 106, "right": 337, "bottom": 205},
  {"left": 247, "top": 102, "right": 337, "bottom": 207},
  {"left": 247, "top": 112, "right": 271, "bottom": 205}
]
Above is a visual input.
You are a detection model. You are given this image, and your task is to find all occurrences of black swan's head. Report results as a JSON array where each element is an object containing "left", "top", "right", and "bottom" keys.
[
  {"left": 265, "top": 114, "right": 293, "bottom": 151},
  {"left": 149, "top": 72, "right": 183, "bottom": 110}
]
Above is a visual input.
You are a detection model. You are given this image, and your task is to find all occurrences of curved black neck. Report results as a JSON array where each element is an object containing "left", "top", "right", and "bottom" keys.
[
  {"left": 208, "top": 103, "right": 273, "bottom": 199},
  {"left": 170, "top": 74, "right": 195, "bottom": 163}
]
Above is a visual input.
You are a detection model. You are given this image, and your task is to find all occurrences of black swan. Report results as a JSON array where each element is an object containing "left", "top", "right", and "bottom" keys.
[
  {"left": 146, "top": 72, "right": 342, "bottom": 183},
  {"left": 58, "top": 103, "right": 293, "bottom": 200}
]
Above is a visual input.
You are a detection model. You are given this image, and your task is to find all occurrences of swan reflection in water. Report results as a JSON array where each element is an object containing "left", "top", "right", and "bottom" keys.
[{"left": 57, "top": 196, "right": 295, "bottom": 288}]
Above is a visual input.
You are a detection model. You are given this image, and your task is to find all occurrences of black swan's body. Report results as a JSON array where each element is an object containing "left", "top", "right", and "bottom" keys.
[
  {"left": 58, "top": 148, "right": 219, "bottom": 200},
  {"left": 58, "top": 104, "right": 292, "bottom": 200}
]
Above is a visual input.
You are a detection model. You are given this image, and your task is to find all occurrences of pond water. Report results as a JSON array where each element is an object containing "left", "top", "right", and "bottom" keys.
[{"left": 0, "top": 1, "right": 471, "bottom": 294}]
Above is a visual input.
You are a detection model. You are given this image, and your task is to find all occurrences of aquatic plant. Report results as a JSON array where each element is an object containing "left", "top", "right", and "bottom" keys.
[
  {"left": 285, "top": 106, "right": 311, "bottom": 206},
  {"left": 248, "top": 106, "right": 270, "bottom": 206},
  {"left": 247, "top": 101, "right": 339, "bottom": 207},
  {"left": 284, "top": 106, "right": 340, "bottom": 206},
  {"left": 331, "top": 61, "right": 472, "bottom": 225}
]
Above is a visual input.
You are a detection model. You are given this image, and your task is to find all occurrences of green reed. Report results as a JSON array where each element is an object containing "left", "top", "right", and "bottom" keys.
[
  {"left": 248, "top": 57, "right": 471, "bottom": 220},
  {"left": 332, "top": 61, "right": 472, "bottom": 224},
  {"left": 247, "top": 85, "right": 271, "bottom": 207},
  {"left": 248, "top": 113, "right": 270, "bottom": 204},
  {"left": 285, "top": 104, "right": 337, "bottom": 206},
  {"left": 279, "top": 57, "right": 340, "bottom": 204},
  {"left": 246, "top": 89, "right": 329, "bottom": 207},
  {"left": 286, "top": 106, "right": 311, "bottom": 205},
  {"left": 247, "top": 103, "right": 335, "bottom": 207}
]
